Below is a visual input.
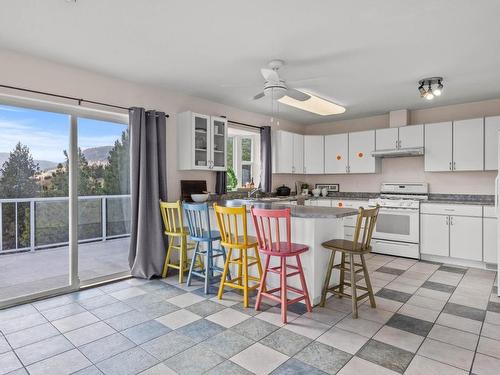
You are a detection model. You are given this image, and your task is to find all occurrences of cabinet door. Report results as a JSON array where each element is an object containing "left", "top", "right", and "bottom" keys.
[
  {"left": 424, "top": 122, "right": 452, "bottom": 172},
  {"left": 399, "top": 124, "right": 424, "bottom": 149},
  {"left": 420, "top": 214, "right": 449, "bottom": 256},
  {"left": 485, "top": 116, "right": 500, "bottom": 170},
  {"left": 484, "top": 217, "right": 497, "bottom": 263},
  {"left": 211, "top": 116, "right": 227, "bottom": 171},
  {"left": 450, "top": 216, "right": 482, "bottom": 261},
  {"left": 349, "top": 130, "right": 377, "bottom": 173},
  {"left": 193, "top": 113, "right": 211, "bottom": 169},
  {"left": 304, "top": 135, "right": 324, "bottom": 174},
  {"left": 376, "top": 128, "right": 398, "bottom": 150},
  {"left": 453, "top": 118, "right": 484, "bottom": 171},
  {"left": 293, "top": 133, "right": 304, "bottom": 173},
  {"left": 273, "top": 130, "right": 294, "bottom": 173},
  {"left": 324, "top": 134, "right": 348, "bottom": 174}
]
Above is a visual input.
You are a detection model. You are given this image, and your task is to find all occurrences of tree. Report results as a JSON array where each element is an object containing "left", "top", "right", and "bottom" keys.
[
  {"left": 103, "top": 130, "right": 130, "bottom": 195},
  {"left": 0, "top": 142, "right": 40, "bottom": 198}
]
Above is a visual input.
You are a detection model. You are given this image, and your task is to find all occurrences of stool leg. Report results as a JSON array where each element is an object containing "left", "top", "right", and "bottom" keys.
[
  {"left": 339, "top": 252, "right": 346, "bottom": 298},
  {"left": 281, "top": 257, "right": 288, "bottom": 323},
  {"left": 186, "top": 241, "right": 199, "bottom": 287},
  {"left": 218, "top": 247, "right": 232, "bottom": 300},
  {"left": 254, "top": 246, "right": 265, "bottom": 292},
  {"left": 296, "top": 255, "right": 312, "bottom": 312},
  {"left": 243, "top": 249, "right": 249, "bottom": 308},
  {"left": 204, "top": 242, "right": 211, "bottom": 294},
  {"left": 255, "top": 254, "right": 270, "bottom": 311},
  {"left": 349, "top": 254, "right": 358, "bottom": 318},
  {"left": 360, "top": 254, "right": 376, "bottom": 308},
  {"left": 237, "top": 249, "right": 243, "bottom": 287},
  {"left": 221, "top": 245, "right": 231, "bottom": 281},
  {"left": 162, "top": 238, "right": 173, "bottom": 278},
  {"left": 320, "top": 250, "right": 335, "bottom": 307},
  {"left": 179, "top": 236, "right": 186, "bottom": 284}
]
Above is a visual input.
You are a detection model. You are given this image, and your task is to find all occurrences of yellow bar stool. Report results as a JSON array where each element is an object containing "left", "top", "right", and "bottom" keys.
[
  {"left": 214, "top": 203, "right": 264, "bottom": 308},
  {"left": 159, "top": 200, "right": 196, "bottom": 283}
]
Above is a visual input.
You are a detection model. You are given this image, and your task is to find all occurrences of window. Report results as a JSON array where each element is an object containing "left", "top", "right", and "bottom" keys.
[{"left": 226, "top": 127, "right": 260, "bottom": 191}]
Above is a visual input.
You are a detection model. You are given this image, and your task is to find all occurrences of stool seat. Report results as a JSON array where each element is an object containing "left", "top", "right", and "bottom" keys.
[
  {"left": 189, "top": 230, "right": 222, "bottom": 241},
  {"left": 322, "top": 239, "right": 371, "bottom": 254},
  {"left": 259, "top": 242, "right": 309, "bottom": 256},
  {"left": 220, "top": 236, "right": 258, "bottom": 249},
  {"left": 164, "top": 226, "right": 190, "bottom": 237}
]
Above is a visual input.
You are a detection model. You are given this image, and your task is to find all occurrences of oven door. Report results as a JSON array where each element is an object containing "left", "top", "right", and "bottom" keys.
[{"left": 372, "top": 207, "right": 419, "bottom": 243}]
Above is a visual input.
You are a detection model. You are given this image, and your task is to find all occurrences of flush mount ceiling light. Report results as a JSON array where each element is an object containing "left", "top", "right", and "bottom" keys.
[
  {"left": 278, "top": 90, "right": 346, "bottom": 116},
  {"left": 418, "top": 77, "right": 444, "bottom": 100}
]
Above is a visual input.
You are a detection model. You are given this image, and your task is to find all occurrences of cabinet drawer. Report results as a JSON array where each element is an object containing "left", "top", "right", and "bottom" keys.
[
  {"left": 420, "top": 203, "right": 482, "bottom": 217},
  {"left": 484, "top": 206, "right": 496, "bottom": 218}
]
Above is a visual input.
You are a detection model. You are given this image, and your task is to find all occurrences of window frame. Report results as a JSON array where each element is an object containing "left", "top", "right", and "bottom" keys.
[{"left": 226, "top": 129, "right": 260, "bottom": 190}]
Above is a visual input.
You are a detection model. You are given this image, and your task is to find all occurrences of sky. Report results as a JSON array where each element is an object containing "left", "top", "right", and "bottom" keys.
[{"left": 0, "top": 104, "right": 127, "bottom": 162}]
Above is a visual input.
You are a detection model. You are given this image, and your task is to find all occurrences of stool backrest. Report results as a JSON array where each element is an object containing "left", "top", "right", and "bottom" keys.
[
  {"left": 183, "top": 201, "right": 211, "bottom": 240},
  {"left": 159, "top": 200, "right": 184, "bottom": 236},
  {"left": 352, "top": 205, "right": 380, "bottom": 251},
  {"left": 251, "top": 207, "right": 291, "bottom": 252},
  {"left": 213, "top": 203, "right": 249, "bottom": 247}
]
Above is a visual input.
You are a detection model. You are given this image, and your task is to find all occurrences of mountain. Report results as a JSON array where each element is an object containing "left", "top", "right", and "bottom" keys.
[
  {"left": 0, "top": 152, "right": 59, "bottom": 172},
  {"left": 82, "top": 146, "right": 113, "bottom": 164}
]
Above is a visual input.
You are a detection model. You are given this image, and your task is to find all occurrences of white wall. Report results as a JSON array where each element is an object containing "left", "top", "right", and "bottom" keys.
[{"left": 0, "top": 49, "right": 302, "bottom": 200}]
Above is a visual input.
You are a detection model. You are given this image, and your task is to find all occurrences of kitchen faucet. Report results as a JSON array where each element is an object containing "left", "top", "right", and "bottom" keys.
[{"left": 248, "top": 187, "right": 262, "bottom": 198}]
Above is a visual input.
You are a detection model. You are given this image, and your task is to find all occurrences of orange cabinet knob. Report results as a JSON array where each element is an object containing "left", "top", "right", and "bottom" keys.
[
  {"left": 338, "top": 202, "right": 343, "bottom": 207},
  {"left": 336, "top": 155, "right": 342, "bottom": 160},
  {"left": 358, "top": 152, "right": 364, "bottom": 158}
]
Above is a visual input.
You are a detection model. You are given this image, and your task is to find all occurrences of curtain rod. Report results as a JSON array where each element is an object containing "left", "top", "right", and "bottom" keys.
[
  {"left": 228, "top": 119, "right": 264, "bottom": 130},
  {"left": 0, "top": 84, "right": 170, "bottom": 118}
]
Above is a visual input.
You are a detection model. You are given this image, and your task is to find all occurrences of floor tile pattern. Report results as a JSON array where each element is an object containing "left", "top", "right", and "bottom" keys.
[{"left": 0, "top": 254, "right": 499, "bottom": 374}]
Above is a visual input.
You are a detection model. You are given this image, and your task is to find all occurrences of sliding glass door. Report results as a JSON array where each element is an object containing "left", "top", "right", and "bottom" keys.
[{"left": 0, "top": 100, "right": 130, "bottom": 307}]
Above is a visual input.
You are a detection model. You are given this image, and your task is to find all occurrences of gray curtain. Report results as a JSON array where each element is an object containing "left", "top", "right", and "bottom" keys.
[
  {"left": 128, "top": 107, "right": 168, "bottom": 278},
  {"left": 260, "top": 126, "right": 272, "bottom": 192},
  {"left": 215, "top": 171, "right": 227, "bottom": 195}
]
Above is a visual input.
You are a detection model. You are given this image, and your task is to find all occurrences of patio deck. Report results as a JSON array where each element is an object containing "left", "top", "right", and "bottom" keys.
[{"left": 0, "top": 238, "right": 130, "bottom": 302}]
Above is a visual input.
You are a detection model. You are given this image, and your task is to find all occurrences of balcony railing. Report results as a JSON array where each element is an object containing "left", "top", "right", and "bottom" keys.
[{"left": 0, "top": 195, "right": 131, "bottom": 253}]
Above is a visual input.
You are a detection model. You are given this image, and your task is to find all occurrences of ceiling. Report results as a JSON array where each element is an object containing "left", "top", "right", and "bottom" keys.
[{"left": 1, "top": 0, "right": 500, "bottom": 124}]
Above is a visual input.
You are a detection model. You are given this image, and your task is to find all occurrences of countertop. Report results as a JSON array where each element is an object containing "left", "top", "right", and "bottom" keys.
[{"left": 211, "top": 200, "right": 358, "bottom": 219}]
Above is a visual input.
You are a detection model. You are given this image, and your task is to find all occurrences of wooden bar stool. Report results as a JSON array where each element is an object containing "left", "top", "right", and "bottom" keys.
[
  {"left": 251, "top": 207, "right": 312, "bottom": 324},
  {"left": 320, "top": 205, "right": 379, "bottom": 318},
  {"left": 214, "top": 203, "right": 263, "bottom": 308},
  {"left": 183, "top": 202, "right": 231, "bottom": 294},
  {"left": 159, "top": 200, "right": 196, "bottom": 283}
]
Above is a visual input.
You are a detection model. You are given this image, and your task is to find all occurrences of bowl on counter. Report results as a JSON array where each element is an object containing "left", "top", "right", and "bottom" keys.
[
  {"left": 312, "top": 188, "right": 321, "bottom": 197},
  {"left": 191, "top": 193, "right": 209, "bottom": 202}
]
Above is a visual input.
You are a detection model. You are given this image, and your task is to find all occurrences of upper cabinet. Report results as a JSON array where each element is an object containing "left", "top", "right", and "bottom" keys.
[
  {"left": 325, "top": 133, "right": 348, "bottom": 174},
  {"left": 485, "top": 115, "right": 500, "bottom": 170},
  {"left": 375, "top": 128, "right": 398, "bottom": 150},
  {"left": 349, "top": 130, "right": 379, "bottom": 174},
  {"left": 177, "top": 111, "right": 227, "bottom": 171},
  {"left": 304, "top": 135, "right": 324, "bottom": 174},
  {"left": 424, "top": 119, "right": 484, "bottom": 172},
  {"left": 272, "top": 130, "right": 304, "bottom": 174},
  {"left": 375, "top": 125, "right": 423, "bottom": 151}
]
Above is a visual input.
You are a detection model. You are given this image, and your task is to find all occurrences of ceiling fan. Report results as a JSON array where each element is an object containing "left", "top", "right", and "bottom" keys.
[{"left": 252, "top": 60, "right": 311, "bottom": 102}]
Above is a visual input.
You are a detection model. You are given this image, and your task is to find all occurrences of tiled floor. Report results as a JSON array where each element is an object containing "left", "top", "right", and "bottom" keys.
[{"left": 0, "top": 253, "right": 499, "bottom": 374}]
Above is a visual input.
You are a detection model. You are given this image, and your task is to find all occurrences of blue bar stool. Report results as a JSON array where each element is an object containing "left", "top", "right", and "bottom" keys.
[{"left": 183, "top": 202, "right": 231, "bottom": 294}]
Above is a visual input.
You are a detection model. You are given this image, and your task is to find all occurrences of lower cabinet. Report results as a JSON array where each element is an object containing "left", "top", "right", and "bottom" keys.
[
  {"left": 484, "top": 217, "right": 498, "bottom": 263},
  {"left": 421, "top": 214, "right": 450, "bottom": 257}
]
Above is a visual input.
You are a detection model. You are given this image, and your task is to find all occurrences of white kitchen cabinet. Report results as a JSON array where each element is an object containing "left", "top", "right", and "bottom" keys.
[
  {"left": 424, "top": 122, "right": 453, "bottom": 172},
  {"left": 399, "top": 124, "right": 424, "bottom": 149},
  {"left": 453, "top": 118, "right": 484, "bottom": 171},
  {"left": 293, "top": 133, "right": 304, "bottom": 174},
  {"left": 325, "top": 133, "right": 349, "bottom": 174},
  {"left": 272, "top": 130, "right": 294, "bottom": 173},
  {"left": 177, "top": 111, "right": 227, "bottom": 171},
  {"left": 315, "top": 199, "right": 331, "bottom": 207},
  {"left": 449, "top": 215, "right": 483, "bottom": 261},
  {"left": 421, "top": 214, "right": 450, "bottom": 257},
  {"left": 484, "top": 217, "right": 497, "bottom": 263},
  {"left": 485, "top": 116, "right": 500, "bottom": 170},
  {"left": 349, "top": 130, "right": 379, "bottom": 174},
  {"left": 375, "top": 128, "right": 398, "bottom": 150},
  {"left": 304, "top": 135, "right": 324, "bottom": 174}
]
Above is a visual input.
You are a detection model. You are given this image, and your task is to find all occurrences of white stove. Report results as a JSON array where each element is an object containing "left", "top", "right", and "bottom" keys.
[{"left": 368, "top": 183, "right": 428, "bottom": 259}]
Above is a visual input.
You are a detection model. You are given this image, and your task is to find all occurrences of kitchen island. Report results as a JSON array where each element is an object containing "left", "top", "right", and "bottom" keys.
[{"left": 209, "top": 200, "right": 358, "bottom": 305}]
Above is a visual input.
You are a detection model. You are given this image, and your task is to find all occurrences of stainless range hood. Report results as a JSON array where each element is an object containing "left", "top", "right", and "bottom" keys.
[{"left": 371, "top": 147, "right": 424, "bottom": 158}]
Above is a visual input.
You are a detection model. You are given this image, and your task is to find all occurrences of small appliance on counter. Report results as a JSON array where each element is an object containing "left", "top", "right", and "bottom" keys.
[
  {"left": 275, "top": 184, "right": 291, "bottom": 196},
  {"left": 315, "top": 184, "right": 340, "bottom": 197}
]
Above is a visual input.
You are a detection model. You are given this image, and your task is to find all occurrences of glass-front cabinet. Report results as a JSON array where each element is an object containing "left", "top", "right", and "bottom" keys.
[{"left": 177, "top": 111, "right": 227, "bottom": 171}]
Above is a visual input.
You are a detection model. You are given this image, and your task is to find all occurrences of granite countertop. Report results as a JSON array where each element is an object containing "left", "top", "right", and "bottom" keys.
[
  {"left": 211, "top": 200, "right": 358, "bottom": 219},
  {"left": 424, "top": 194, "right": 494, "bottom": 206}
]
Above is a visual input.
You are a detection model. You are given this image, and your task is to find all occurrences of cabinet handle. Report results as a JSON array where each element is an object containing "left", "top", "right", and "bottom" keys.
[
  {"left": 453, "top": 161, "right": 456, "bottom": 170},
  {"left": 446, "top": 216, "right": 449, "bottom": 225},
  {"left": 450, "top": 216, "right": 454, "bottom": 225},
  {"left": 292, "top": 166, "right": 295, "bottom": 173},
  {"left": 396, "top": 140, "right": 398, "bottom": 149},
  {"left": 398, "top": 140, "right": 402, "bottom": 148},
  {"left": 449, "top": 162, "right": 452, "bottom": 171}
]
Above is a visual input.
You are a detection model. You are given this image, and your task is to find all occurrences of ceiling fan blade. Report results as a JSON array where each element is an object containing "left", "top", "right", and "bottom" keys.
[
  {"left": 261, "top": 68, "right": 279, "bottom": 82},
  {"left": 286, "top": 89, "right": 311, "bottom": 101},
  {"left": 253, "top": 92, "right": 265, "bottom": 100}
]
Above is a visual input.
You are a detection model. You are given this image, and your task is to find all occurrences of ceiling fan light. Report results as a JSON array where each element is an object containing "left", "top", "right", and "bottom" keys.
[
  {"left": 433, "top": 81, "right": 443, "bottom": 96},
  {"left": 425, "top": 90, "right": 434, "bottom": 100},
  {"left": 278, "top": 91, "right": 345, "bottom": 115},
  {"left": 418, "top": 85, "right": 426, "bottom": 97}
]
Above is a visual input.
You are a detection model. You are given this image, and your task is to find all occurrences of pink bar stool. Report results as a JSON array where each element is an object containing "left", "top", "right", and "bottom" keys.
[{"left": 251, "top": 207, "right": 312, "bottom": 323}]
